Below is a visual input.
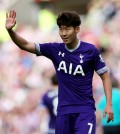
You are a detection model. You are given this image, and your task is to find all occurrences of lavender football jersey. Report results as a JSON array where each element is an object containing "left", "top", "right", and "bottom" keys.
[
  {"left": 35, "top": 41, "right": 108, "bottom": 115},
  {"left": 41, "top": 89, "right": 58, "bottom": 129}
]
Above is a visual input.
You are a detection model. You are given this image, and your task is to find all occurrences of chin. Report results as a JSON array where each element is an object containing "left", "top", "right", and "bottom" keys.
[
  {"left": 63, "top": 41, "right": 70, "bottom": 45},
  {"left": 64, "top": 42, "right": 68, "bottom": 46}
]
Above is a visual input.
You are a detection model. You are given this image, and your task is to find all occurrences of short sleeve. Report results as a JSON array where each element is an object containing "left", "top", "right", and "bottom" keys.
[
  {"left": 93, "top": 47, "right": 108, "bottom": 75},
  {"left": 35, "top": 43, "right": 54, "bottom": 59}
]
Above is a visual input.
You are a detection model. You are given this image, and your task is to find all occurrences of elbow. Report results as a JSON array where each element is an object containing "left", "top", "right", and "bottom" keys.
[
  {"left": 100, "top": 72, "right": 111, "bottom": 81},
  {"left": 18, "top": 45, "right": 26, "bottom": 50},
  {"left": 18, "top": 45, "right": 23, "bottom": 50}
]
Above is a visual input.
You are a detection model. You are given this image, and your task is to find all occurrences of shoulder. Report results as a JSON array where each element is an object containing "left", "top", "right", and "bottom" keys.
[
  {"left": 43, "top": 89, "right": 51, "bottom": 96},
  {"left": 42, "top": 42, "right": 65, "bottom": 50},
  {"left": 42, "top": 90, "right": 52, "bottom": 102},
  {"left": 36, "top": 42, "right": 64, "bottom": 47},
  {"left": 47, "top": 89, "right": 58, "bottom": 98},
  {"left": 51, "top": 42, "right": 64, "bottom": 49},
  {"left": 45, "top": 42, "right": 64, "bottom": 46},
  {"left": 81, "top": 41, "right": 97, "bottom": 50},
  {"left": 81, "top": 41, "right": 99, "bottom": 56}
]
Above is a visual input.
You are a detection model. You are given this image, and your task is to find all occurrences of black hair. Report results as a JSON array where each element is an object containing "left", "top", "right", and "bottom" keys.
[
  {"left": 51, "top": 73, "right": 58, "bottom": 85},
  {"left": 57, "top": 11, "right": 81, "bottom": 28}
]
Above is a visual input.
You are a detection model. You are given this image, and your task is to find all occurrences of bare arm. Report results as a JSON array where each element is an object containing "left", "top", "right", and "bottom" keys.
[
  {"left": 5, "top": 10, "right": 36, "bottom": 54},
  {"left": 100, "top": 71, "right": 114, "bottom": 123},
  {"left": 39, "top": 107, "right": 49, "bottom": 133}
]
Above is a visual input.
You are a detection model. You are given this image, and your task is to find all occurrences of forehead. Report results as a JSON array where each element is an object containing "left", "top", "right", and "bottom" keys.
[{"left": 59, "top": 25, "right": 73, "bottom": 28}]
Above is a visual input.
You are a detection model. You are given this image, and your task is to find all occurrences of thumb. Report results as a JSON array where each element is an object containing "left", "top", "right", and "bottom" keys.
[{"left": 103, "top": 111, "right": 106, "bottom": 118}]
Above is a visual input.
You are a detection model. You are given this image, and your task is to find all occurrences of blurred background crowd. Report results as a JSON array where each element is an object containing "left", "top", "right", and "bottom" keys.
[{"left": 0, "top": 0, "right": 120, "bottom": 134}]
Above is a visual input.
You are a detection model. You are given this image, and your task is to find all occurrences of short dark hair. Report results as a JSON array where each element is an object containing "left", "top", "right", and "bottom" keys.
[
  {"left": 51, "top": 73, "right": 58, "bottom": 85},
  {"left": 57, "top": 11, "right": 81, "bottom": 28}
]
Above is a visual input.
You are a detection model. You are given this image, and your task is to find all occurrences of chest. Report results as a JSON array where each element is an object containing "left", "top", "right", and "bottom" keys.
[{"left": 54, "top": 50, "right": 94, "bottom": 76}]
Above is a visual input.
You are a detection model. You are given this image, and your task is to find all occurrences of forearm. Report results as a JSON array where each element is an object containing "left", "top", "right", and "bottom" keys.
[
  {"left": 7, "top": 29, "right": 35, "bottom": 53},
  {"left": 100, "top": 72, "right": 112, "bottom": 105},
  {"left": 7, "top": 29, "right": 29, "bottom": 50},
  {"left": 100, "top": 72, "right": 114, "bottom": 123}
]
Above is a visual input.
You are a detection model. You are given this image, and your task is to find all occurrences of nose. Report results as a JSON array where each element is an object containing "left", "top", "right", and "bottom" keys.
[{"left": 61, "top": 30, "right": 67, "bottom": 36}]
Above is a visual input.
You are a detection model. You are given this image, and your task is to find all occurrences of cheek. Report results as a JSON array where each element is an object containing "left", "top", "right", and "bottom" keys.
[
  {"left": 69, "top": 32, "right": 75, "bottom": 38},
  {"left": 67, "top": 32, "right": 72, "bottom": 37}
]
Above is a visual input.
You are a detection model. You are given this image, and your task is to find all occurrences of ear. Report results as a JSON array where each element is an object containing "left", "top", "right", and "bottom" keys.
[{"left": 76, "top": 26, "right": 80, "bottom": 33}]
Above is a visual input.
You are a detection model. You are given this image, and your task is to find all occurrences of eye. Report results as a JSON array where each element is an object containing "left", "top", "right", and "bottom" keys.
[
  {"left": 59, "top": 28, "right": 62, "bottom": 31},
  {"left": 66, "top": 27, "right": 70, "bottom": 31}
]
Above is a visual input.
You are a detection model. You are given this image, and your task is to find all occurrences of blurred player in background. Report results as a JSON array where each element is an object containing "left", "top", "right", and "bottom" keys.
[
  {"left": 97, "top": 78, "right": 120, "bottom": 134},
  {"left": 39, "top": 73, "right": 58, "bottom": 134},
  {"left": 5, "top": 10, "right": 113, "bottom": 134}
]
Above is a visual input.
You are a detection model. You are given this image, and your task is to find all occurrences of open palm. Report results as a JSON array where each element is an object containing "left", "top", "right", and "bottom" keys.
[{"left": 5, "top": 10, "right": 16, "bottom": 30}]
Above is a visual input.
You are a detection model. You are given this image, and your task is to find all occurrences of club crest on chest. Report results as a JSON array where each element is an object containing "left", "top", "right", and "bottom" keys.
[{"left": 80, "top": 54, "right": 84, "bottom": 63}]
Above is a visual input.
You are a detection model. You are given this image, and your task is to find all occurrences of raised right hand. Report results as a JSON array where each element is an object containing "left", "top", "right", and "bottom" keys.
[{"left": 5, "top": 10, "right": 16, "bottom": 30}]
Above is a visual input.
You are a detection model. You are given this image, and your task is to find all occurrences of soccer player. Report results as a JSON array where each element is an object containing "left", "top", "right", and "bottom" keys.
[
  {"left": 5, "top": 10, "right": 113, "bottom": 134},
  {"left": 39, "top": 73, "right": 58, "bottom": 134},
  {"left": 97, "top": 78, "right": 120, "bottom": 134}
]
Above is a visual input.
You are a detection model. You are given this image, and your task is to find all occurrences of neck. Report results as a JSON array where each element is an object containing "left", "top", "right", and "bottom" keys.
[{"left": 66, "top": 38, "right": 79, "bottom": 50}]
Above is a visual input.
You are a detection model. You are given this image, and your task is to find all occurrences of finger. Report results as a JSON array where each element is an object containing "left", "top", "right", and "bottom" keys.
[
  {"left": 107, "top": 113, "right": 114, "bottom": 123},
  {"left": 107, "top": 118, "right": 111, "bottom": 123},
  {"left": 9, "top": 10, "right": 13, "bottom": 18},
  {"left": 9, "top": 10, "right": 12, "bottom": 17},
  {"left": 103, "top": 112, "right": 106, "bottom": 118},
  {"left": 110, "top": 113, "right": 114, "bottom": 122},
  {"left": 107, "top": 115, "right": 111, "bottom": 123},
  {"left": 11, "top": 10, "right": 16, "bottom": 18},
  {"left": 109, "top": 112, "right": 113, "bottom": 120},
  {"left": 11, "top": 10, "right": 14, "bottom": 18},
  {"left": 13, "top": 10, "right": 16, "bottom": 19},
  {"left": 107, "top": 116, "right": 112, "bottom": 123},
  {"left": 6, "top": 12, "right": 8, "bottom": 18}
]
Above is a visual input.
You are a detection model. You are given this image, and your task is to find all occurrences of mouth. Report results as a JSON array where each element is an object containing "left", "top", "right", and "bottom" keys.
[{"left": 62, "top": 38, "right": 69, "bottom": 42}]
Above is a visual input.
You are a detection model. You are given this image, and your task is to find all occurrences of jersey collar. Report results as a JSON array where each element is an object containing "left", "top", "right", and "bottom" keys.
[{"left": 65, "top": 40, "right": 81, "bottom": 52}]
